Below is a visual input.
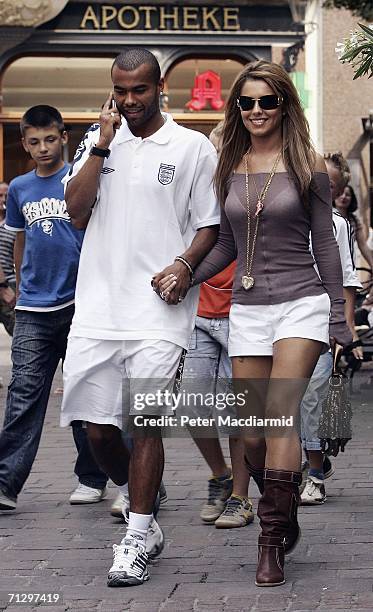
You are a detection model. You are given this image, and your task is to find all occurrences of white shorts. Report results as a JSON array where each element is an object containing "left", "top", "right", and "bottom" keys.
[
  {"left": 228, "top": 294, "right": 330, "bottom": 357},
  {"left": 60, "top": 337, "right": 183, "bottom": 429}
]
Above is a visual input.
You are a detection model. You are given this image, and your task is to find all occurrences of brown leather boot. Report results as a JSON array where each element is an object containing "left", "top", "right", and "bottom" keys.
[
  {"left": 244, "top": 457, "right": 264, "bottom": 494},
  {"left": 255, "top": 535, "right": 285, "bottom": 587},
  {"left": 255, "top": 469, "right": 302, "bottom": 587}
]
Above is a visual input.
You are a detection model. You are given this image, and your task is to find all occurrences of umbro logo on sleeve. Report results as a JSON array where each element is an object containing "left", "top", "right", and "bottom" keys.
[{"left": 101, "top": 167, "right": 115, "bottom": 174}]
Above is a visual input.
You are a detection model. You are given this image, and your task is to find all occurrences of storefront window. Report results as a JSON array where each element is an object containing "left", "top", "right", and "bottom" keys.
[
  {"left": 1, "top": 55, "right": 245, "bottom": 179},
  {"left": 1, "top": 57, "right": 115, "bottom": 180},
  {"left": 2, "top": 56, "right": 113, "bottom": 112},
  {"left": 165, "top": 58, "right": 244, "bottom": 113}
]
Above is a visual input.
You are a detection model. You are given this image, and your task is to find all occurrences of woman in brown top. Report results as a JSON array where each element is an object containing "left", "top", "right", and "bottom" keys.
[{"left": 155, "top": 60, "right": 351, "bottom": 587}]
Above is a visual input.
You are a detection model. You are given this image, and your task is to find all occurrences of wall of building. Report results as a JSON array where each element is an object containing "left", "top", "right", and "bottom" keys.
[{"left": 322, "top": 7, "right": 371, "bottom": 225}]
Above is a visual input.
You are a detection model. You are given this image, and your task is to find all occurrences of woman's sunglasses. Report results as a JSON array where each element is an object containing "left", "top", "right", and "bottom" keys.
[{"left": 236, "top": 95, "right": 283, "bottom": 111}]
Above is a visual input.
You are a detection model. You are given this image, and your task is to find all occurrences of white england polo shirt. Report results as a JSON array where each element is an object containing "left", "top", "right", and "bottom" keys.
[{"left": 64, "top": 113, "right": 220, "bottom": 348}]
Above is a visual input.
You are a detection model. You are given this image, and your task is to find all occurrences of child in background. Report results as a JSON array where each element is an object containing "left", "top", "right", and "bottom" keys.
[{"left": 0, "top": 105, "right": 108, "bottom": 511}]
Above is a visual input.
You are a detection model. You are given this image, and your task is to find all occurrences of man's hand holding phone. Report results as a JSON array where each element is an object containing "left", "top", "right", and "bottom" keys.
[{"left": 98, "top": 93, "right": 121, "bottom": 149}]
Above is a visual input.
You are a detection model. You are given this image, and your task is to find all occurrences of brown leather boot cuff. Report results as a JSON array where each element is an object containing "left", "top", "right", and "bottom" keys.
[{"left": 263, "top": 469, "right": 302, "bottom": 486}]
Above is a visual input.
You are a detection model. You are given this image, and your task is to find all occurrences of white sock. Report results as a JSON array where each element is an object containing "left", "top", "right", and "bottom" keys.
[{"left": 122, "top": 511, "right": 152, "bottom": 546}]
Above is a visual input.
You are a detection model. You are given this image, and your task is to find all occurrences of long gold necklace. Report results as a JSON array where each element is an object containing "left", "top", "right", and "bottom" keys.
[{"left": 241, "top": 149, "right": 282, "bottom": 290}]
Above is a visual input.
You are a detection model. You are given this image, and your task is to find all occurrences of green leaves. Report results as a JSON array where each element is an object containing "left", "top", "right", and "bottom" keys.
[{"left": 336, "top": 23, "right": 373, "bottom": 79}]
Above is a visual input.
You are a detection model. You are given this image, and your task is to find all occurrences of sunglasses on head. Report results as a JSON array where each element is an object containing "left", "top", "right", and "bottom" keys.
[{"left": 236, "top": 95, "right": 283, "bottom": 111}]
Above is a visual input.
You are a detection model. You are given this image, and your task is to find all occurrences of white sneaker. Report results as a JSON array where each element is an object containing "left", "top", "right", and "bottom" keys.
[
  {"left": 0, "top": 490, "right": 16, "bottom": 511},
  {"left": 107, "top": 537, "right": 149, "bottom": 587},
  {"left": 122, "top": 511, "right": 165, "bottom": 559},
  {"left": 300, "top": 476, "right": 326, "bottom": 505},
  {"left": 146, "top": 517, "right": 165, "bottom": 559},
  {"left": 69, "top": 483, "right": 108, "bottom": 504},
  {"left": 111, "top": 492, "right": 130, "bottom": 518}
]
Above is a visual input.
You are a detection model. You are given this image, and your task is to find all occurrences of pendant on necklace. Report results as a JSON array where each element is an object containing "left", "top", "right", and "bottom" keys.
[
  {"left": 242, "top": 275, "right": 255, "bottom": 290},
  {"left": 255, "top": 200, "right": 263, "bottom": 217}
]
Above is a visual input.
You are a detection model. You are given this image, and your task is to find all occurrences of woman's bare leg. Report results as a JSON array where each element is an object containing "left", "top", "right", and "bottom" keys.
[
  {"left": 265, "top": 338, "right": 323, "bottom": 471},
  {"left": 232, "top": 356, "right": 272, "bottom": 472}
]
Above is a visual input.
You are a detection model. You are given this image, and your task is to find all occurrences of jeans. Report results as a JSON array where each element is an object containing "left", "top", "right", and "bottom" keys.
[
  {"left": 300, "top": 351, "right": 333, "bottom": 451},
  {"left": 72, "top": 421, "right": 108, "bottom": 490},
  {"left": 185, "top": 316, "right": 231, "bottom": 380},
  {"left": 0, "top": 306, "right": 107, "bottom": 500},
  {"left": 182, "top": 316, "right": 237, "bottom": 435}
]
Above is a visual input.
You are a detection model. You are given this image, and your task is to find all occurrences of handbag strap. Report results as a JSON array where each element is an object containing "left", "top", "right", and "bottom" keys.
[{"left": 332, "top": 342, "right": 343, "bottom": 376}]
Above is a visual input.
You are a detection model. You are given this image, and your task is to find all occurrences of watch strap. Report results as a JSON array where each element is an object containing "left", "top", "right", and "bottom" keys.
[{"left": 90, "top": 146, "right": 111, "bottom": 158}]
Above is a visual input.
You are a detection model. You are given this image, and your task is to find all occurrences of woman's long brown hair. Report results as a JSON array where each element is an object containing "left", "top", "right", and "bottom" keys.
[{"left": 215, "top": 60, "right": 316, "bottom": 207}]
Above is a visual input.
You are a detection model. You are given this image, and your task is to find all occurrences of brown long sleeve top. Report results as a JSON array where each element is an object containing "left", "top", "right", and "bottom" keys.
[{"left": 194, "top": 171, "right": 344, "bottom": 308}]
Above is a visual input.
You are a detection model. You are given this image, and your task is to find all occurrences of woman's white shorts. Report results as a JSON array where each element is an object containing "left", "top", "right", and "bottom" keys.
[{"left": 228, "top": 293, "right": 330, "bottom": 357}]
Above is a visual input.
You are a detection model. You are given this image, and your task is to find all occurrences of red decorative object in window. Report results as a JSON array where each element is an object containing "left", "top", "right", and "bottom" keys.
[{"left": 186, "top": 70, "right": 225, "bottom": 111}]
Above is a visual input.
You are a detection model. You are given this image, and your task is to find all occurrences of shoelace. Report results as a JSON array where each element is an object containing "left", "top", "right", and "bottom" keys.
[
  {"left": 113, "top": 542, "right": 143, "bottom": 570},
  {"left": 222, "top": 498, "right": 243, "bottom": 516}
]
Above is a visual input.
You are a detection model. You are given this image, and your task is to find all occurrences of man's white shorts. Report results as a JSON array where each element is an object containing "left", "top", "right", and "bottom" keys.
[
  {"left": 228, "top": 293, "right": 330, "bottom": 357},
  {"left": 60, "top": 337, "right": 183, "bottom": 429}
]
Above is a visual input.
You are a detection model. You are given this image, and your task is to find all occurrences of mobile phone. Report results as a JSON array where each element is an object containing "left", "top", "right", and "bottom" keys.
[{"left": 111, "top": 98, "right": 119, "bottom": 132}]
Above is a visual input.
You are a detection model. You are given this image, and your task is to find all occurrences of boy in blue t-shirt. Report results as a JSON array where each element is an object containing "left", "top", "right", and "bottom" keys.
[{"left": 0, "top": 105, "right": 108, "bottom": 510}]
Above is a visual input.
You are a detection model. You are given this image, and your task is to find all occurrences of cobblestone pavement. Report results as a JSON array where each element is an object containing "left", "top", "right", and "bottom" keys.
[{"left": 0, "top": 330, "right": 372, "bottom": 612}]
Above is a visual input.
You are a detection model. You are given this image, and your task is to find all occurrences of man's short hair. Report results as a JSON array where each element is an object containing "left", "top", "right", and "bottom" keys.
[
  {"left": 324, "top": 152, "right": 350, "bottom": 187},
  {"left": 20, "top": 105, "right": 65, "bottom": 137},
  {"left": 112, "top": 48, "right": 161, "bottom": 83}
]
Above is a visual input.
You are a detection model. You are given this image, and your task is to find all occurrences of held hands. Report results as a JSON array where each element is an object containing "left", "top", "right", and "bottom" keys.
[
  {"left": 152, "top": 261, "right": 192, "bottom": 305},
  {"left": 98, "top": 93, "right": 121, "bottom": 148}
]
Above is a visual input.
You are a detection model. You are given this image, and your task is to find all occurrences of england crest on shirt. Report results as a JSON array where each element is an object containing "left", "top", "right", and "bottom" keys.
[{"left": 158, "top": 163, "right": 175, "bottom": 185}]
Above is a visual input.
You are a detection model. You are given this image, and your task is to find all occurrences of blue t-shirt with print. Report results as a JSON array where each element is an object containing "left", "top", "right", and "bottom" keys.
[{"left": 5, "top": 163, "right": 84, "bottom": 309}]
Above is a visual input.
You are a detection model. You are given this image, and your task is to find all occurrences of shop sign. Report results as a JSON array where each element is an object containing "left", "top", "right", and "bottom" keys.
[
  {"left": 41, "top": 3, "right": 297, "bottom": 35},
  {"left": 79, "top": 5, "right": 240, "bottom": 31},
  {"left": 186, "top": 71, "right": 225, "bottom": 111}
]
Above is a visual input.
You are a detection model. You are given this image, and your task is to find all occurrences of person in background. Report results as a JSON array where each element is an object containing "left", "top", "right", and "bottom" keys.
[
  {"left": 185, "top": 122, "right": 253, "bottom": 529},
  {"left": 300, "top": 153, "right": 362, "bottom": 505},
  {"left": 0, "top": 105, "right": 108, "bottom": 512},
  {"left": 334, "top": 183, "right": 373, "bottom": 271}
]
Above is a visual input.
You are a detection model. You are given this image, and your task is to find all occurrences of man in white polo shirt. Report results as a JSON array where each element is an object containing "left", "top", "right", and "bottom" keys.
[{"left": 61, "top": 48, "right": 220, "bottom": 587}]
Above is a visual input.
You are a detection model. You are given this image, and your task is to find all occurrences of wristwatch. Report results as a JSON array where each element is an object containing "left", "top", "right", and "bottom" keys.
[
  {"left": 0, "top": 281, "right": 9, "bottom": 288},
  {"left": 90, "top": 146, "right": 111, "bottom": 158}
]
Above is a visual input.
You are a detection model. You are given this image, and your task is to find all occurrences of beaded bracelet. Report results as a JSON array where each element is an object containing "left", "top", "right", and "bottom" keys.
[{"left": 175, "top": 256, "right": 194, "bottom": 284}]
